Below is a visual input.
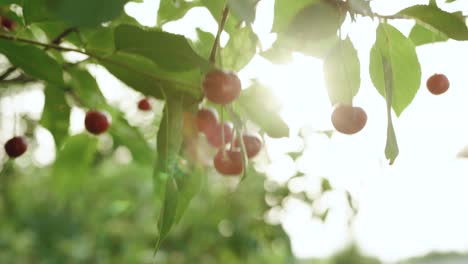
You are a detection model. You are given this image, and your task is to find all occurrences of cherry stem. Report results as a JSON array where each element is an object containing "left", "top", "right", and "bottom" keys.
[
  {"left": 230, "top": 125, "right": 236, "bottom": 149},
  {"left": 220, "top": 106, "right": 226, "bottom": 155},
  {"left": 226, "top": 106, "right": 248, "bottom": 177},
  {"left": 209, "top": 6, "right": 229, "bottom": 65},
  {"left": 230, "top": 128, "right": 237, "bottom": 151}
]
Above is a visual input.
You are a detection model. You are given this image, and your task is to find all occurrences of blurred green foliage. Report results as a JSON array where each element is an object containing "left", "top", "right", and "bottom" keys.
[{"left": 0, "top": 156, "right": 296, "bottom": 263}]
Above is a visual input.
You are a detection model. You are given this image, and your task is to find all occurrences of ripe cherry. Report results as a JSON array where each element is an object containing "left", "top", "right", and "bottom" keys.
[
  {"left": 196, "top": 108, "right": 218, "bottom": 134},
  {"left": 137, "top": 98, "right": 151, "bottom": 111},
  {"left": 203, "top": 70, "right": 241, "bottom": 105},
  {"left": 234, "top": 133, "right": 262, "bottom": 158},
  {"left": 214, "top": 148, "right": 243, "bottom": 176},
  {"left": 205, "top": 122, "right": 233, "bottom": 148},
  {"left": 331, "top": 104, "right": 367, "bottom": 135},
  {"left": 85, "top": 111, "right": 109, "bottom": 135},
  {"left": 427, "top": 73, "right": 449, "bottom": 95},
  {"left": 4, "top": 136, "right": 27, "bottom": 158},
  {"left": 0, "top": 17, "right": 15, "bottom": 31}
]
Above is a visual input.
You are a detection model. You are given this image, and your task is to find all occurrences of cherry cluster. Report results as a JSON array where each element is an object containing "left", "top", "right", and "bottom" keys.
[
  {"left": 198, "top": 69, "right": 262, "bottom": 176},
  {"left": 194, "top": 107, "right": 262, "bottom": 176}
]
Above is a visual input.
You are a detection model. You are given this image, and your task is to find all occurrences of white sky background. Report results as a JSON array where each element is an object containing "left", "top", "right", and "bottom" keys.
[
  {"left": 1, "top": 0, "right": 467, "bottom": 263},
  {"left": 126, "top": 0, "right": 468, "bottom": 262}
]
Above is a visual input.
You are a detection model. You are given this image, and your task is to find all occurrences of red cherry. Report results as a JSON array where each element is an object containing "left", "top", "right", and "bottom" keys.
[
  {"left": 205, "top": 122, "right": 233, "bottom": 148},
  {"left": 213, "top": 148, "right": 243, "bottom": 176},
  {"left": 427, "top": 73, "right": 449, "bottom": 95},
  {"left": 138, "top": 98, "right": 151, "bottom": 111},
  {"left": 203, "top": 70, "right": 241, "bottom": 105},
  {"left": 196, "top": 108, "right": 218, "bottom": 134},
  {"left": 331, "top": 104, "right": 367, "bottom": 135},
  {"left": 85, "top": 111, "right": 109, "bottom": 135},
  {"left": 0, "top": 17, "right": 15, "bottom": 31},
  {"left": 4, "top": 136, "right": 27, "bottom": 158},
  {"left": 234, "top": 133, "right": 262, "bottom": 158}
]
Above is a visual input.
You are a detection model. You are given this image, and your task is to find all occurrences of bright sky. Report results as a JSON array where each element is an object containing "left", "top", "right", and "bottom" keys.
[
  {"left": 125, "top": 0, "right": 468, "bottom": 262},
  {"left": 2, "top": 0, "right": 468, "bottom": 263}
]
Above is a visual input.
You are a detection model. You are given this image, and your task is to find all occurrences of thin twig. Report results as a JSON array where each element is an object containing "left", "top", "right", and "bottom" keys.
[
  {"left": 326, "top": 0, "right": 407, "bottom": 21},
  {"left": 51, "top": 27, "right": 77, "bottom": 45},
  {"left": 0, "top": 33, "right": 87, "bottom": 54},
  {"left": 0, "top": 66, "right": 17, "bottom": 81},
  {"left": 0, "top": 28, "right": 78, "bottom": 81},
  {"left": 209, "top": 6, "right": 230, "bottom": 64},
  {"left": 0, "top": 33, "right": 204, "bottom": 97},
  {"left": 0, "top": 75, "right": 36, "bottom": 84}
]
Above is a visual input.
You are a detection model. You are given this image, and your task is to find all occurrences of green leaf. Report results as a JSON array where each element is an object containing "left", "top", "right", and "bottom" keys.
[
  {"left": 174, "top": 164, "right": 204, "bottom": 224},
  {"left": 200, "top": 0, "right": 240, "bottom": 33},
  {"left": 409, "top": 23, "right": 449, "bottom": 46},
  {"left": 154, "top": 97, "right": 185, "bottom": 252},
  {"left": 66, "top": 68, "right": 106, "bottom": 109},
  {"left": 155, "top": 177, "right": 178, "bottom": 252},
  {"left": 272, "top": 0, "right": 320, "bottom": 33},
  {"left": 222, "top": 25, "right": 258, "bottom": 71},
  {"left": 114, "top": 24, "right": 211, "bottom": 72},
  {"left": 0, "top": 0, "right": 22, "bottom": 5},
  {"left": 157, "top": 0, "right": 201, "bottom": 26},
  {"left": 109, "top": 114, "right": 154, "bottom": 165},
  {"left": 41, "top": 85, "right": 70, "bottom": 147},
  {"left": 369, "top": 23, "right": 421, "bottom": 116},
  {"left": 260, "top": 45, "right": 293, "bottom": 64},
  {"left": 52, "top": 133, "right": 98, "bottom": 199},
  {"left": 237, "top": 83, "right": 289, "bottom": 138},
  {"left": 321, "top": 178, "right": 332, "bottom": 192},
  {"left": 398, "top": 4, "right": 468, "bottom": 40},
  {"left": 82, "top": 27, "right": 115, "bottom": 54},
  {"left": 280, "top": 1, "right": 345, "bottom": 41},
  {"left": 348, "top": 0, "right": 372, "bottom": 17},
  {"left": 0, "top": 39, "right": 63, "bottom": 84},
  {"left": 371, "top": 53, "right": 399, "bottom": 164},
  {"left": 227, "top": 0, "right": 256, "bottom": 23},
  {"left": 46, "top": 0, "right": 128, "bottom": 27},
  {"left": 154, "top": 98, "right": 184, "bottom": 200},
  {"left": 99, "top": 52, "right": 202, "bottom": 99},
  {"left": 191, "top": 28, "right": 215, "bottom": 58},
  {"left": 323, "top": 37, "right": 360, "bottom": 105},
  {"left": 23, "top": 0, "right": 53, "bottom": 24},
  {"left": 262, "top": 34, "right": 339, "bottom": 62}
]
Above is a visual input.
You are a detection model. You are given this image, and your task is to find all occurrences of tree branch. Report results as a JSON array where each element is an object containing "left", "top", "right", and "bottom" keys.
[
  {"left": 0, "top": 33, "right": 202, "bottom": 95},
  {"left": 0, "top": 66, "right": 17, "bottom": 81},
  {"left": 0, "top": 33, "right": 88, "bottom": 55},
  {"left": 209, "top": 6, "right": 230, "bottom": 64},
  {"left": 51, "top": 27, "right": 77, "bottom": 45},
  {"left": 0, "top": 74, "right": 37, "bottom": 84}
]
